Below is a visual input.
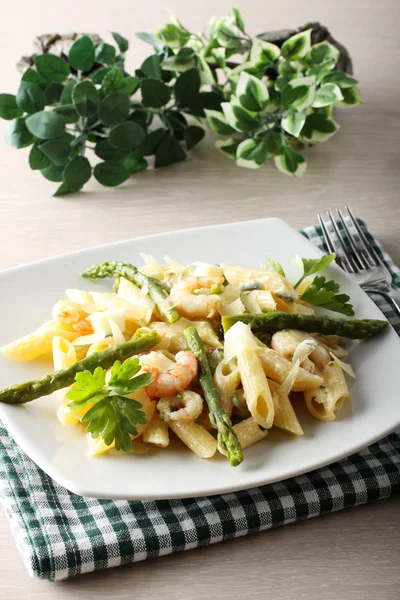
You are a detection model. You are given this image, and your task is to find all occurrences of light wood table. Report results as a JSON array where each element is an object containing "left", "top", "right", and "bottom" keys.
[{"left": 0, "top": 1, "right": 399, "bottom": 597}]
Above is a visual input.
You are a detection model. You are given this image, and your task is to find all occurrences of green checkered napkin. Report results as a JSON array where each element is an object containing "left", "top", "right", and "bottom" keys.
[{"left": 0, "top": 220, "right": 399, "bottom": 581}]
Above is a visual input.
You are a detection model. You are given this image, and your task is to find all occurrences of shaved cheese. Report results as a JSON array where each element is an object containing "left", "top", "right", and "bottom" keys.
[
  {"left": 65, "top": 289, "right": 94, "bottom": 305},
  {"left": 108, "top": 316, "right": 125, "bottom": 345},
  {"left": 193, "top": 262, "right": 223, "bottom": 277},
  {"left": 91, "top": 291, "right": 145, "bottom": 322},
  {"left": 224, "top": 321, "right": 258, "bottom": 362},
  {"left": 219, "top": 298, "right": 246, "bottom": 316},
  {"left": 278, "top": 360, "right": 300, "bottom": 396},
  {"left": 241, "top": 291, "right": 262, "bottom": 314},
  {"left": 140, "top": 351, "right": 176, "bottom": 370},
  {"left": 140, "top": 253, "right": 161, "bottom": 268},
  {"left": 254, "top": 290, "right": 276, "bottom": 312},
  {"left": 294, "top": 303, "right": 315, "bottom": 315},
  {"left": 329, "top": 352, "right": 356, "bottom": 378},
  {"left": 293, "top": 339, "right": 318, "bottom": 365},
  {"left": 73, "top": 332, "right": 105, "bottom": 346},
  {"left": 88, "top": 310, "right": 125, "bottom": 337}
]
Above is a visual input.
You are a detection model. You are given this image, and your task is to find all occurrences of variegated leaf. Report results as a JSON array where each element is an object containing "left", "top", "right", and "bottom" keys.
[
  {"left": 250, "top": 38, "right": 281, "bottom": 66},
  {"left": 215, "top": 137, "right": 240, "bottom": 159},
  {"left": 281, "top": 29, "right": 312, "bottom": 60},
  {"left": 281, "top": 109, "right": 307, "bottom": 137},
  {"left": 282, "top": 76, "right": 316, "bottom": 111},
  {"left": 274, "top": 146, "right": 307, "bottom": 176},
  {"left": 205, "top": 109, "right": 236, "bottom": 135},
  {"left": 236, "top": 138, "right": 268, "bottom": 169},
  {"left": 312, "top": 83, "right": 343, "bottom": 108},
  {"left": 236, "top": 72, "right": 269, "bottom": 112},
  {"left": 335, "top": 86, "right": 364, "bottom": 108}
]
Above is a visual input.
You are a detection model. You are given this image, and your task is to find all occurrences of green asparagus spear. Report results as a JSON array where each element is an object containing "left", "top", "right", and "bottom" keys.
[
  {"left": 0, "top": 329, "right": 160, "bottom": 405},
  {"left": 221, "top": 312, "right": 388, "bottom": 339},
  {"left": 183, "top": 326, "right": 243, "bottom": 467},
  {"left": 81, "top": 261, "right": 180, "bottom": 324}
]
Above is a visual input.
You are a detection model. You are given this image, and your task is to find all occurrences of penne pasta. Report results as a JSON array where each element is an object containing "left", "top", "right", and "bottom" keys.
[
  {"left": 256, "top": 346, "right": 323, "bottom": 391},
  {"left": 304, "top": 361, "right": 349, "bottom": 421},
  {"left": 1, "top": 320, "right": 80, "bottom": 361},
  {"left": 143, "top": 413, "right": 170, "bottom": 448},
  {"left": 169, "top": 421, "right": 217, "bottom": 458},
  {"left": 268, "top": 379, "right": 304, "bottom": 435},
  {"left": 117, "top": 277, "right": 155, "bottom": 323},
  {"left": 214, "top": 358, "right": 241, "bottom": 416},
  {"left": 231, "top": 417, "right": 268, "bottom": 449}
]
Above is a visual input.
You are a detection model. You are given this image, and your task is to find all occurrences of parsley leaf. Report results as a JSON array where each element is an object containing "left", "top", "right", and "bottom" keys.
[
  {"left": 66, "top": 359, "right": 152, "bottom": 451},
  {"left": 261, "top": 256, "right": 286, "bottom": 277},
  {"left": 300, "top": 275, "right": 354, "bottom": 316},
  {"left": 292, "top": 253, "right": 336, "bottom": 288}
]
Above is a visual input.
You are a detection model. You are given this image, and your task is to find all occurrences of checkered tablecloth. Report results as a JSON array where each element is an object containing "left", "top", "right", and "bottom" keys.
[{"left": 0, "top": 220, "right": 399, "bottom": 581}]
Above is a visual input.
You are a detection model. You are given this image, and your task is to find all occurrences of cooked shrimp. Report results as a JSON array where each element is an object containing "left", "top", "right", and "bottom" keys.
[
  {"left": 141, "top": 350, "right": 198, "bottom": 397},
  {"left": 52, "top": 300, "right": 83, "bottom": 325},
  {"left": 271, "top": 330, "right": 330, "bottom": 372},
  {"left": 157, "top": 390, "right": 203, "bottom": 422},
  {"left": 170, "top": 276, "right": 224, "bottom": 319}
]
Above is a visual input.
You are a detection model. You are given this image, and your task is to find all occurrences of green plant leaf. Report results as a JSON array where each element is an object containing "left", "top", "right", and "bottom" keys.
[
  {"left": 236, "top": 138, "right": 268, "bottom": 169},
  {"left": 141, "top": 78, "right": 171, "bottom": 108},
  {"left": 281, "top": 29, "right": 312, "bottom": 60},
  {"left": 109, "top": 121, "right": 146, "bottom": 151},
  {"left": 26, "top": 110, "right": 65, "bottom": 139},
  {"left": 95, "top": 139, "right": 130, "bottom": 161},
  {"left": 73, "top": 80, "right": 99, "bottom": 117},
  {"left": 120, "top": 154, "right": 148, "bottom": 174},
  {"left": 99, "top": 93, "right": 130, "bottom": 126},
  {"left": 176, "top": 47, "right": 196, "bottom": 63},
  {"left": 0, "top": 94, "right": 23, "bottom": 120},
  {"left": 262, "top": 257, "right": 285, "bottom": 277},
  {"left": 100, "top": 66, "right": 124, "bottom": 94},
  {"left": 53, "top": 181, "right": 82, "bottom": 196},
  {"left": 215, "top": 138, "right": 240, "bottom": 159},
  {"left": 63, "top": 155, "right": 92, "bottom": 189},
  {"left": 60, "top": 80, "right": 76, "bottom": 104},
  {"left": 184, "top": 125, "right": 205, "bottom": 150},
  {"left": 236, "top": 72, "right": 269, "bottom": 112},
  {"left": 309, "top": 59, "right": 336, "bottom": 83},
  {"left": 310, "top": 42, "right": 340, "bottom": 65},
  {"left": 89, "top": 66, "right": 112, "bottom": 84},
  {"left": 205, "top": 109, "right": 235, "bottom": 135},
  {"left": 16, "top": 81, "right": 45, "bottom": 114},
  {"left": 21, "top": 68, "right": 43, "bottom": 84},
  {"left": 221, "top": 98, "right": 260, "bottom": 132},
  {"left": 136, "top": 31, "right": 166, "bottom": 53},
  {"left": 301, "top": 113, "right": 339, "bottom": 144},
  {"left": 281, "top": 76, "right": 316, "bottom": 111},
  {"left": 29, "top": 141, "right": 51, "bottom": 170},
  {"left": 230, "top": 7, "right": 245, "bottom": 31},
  {"left": 291, "top": 254, "right": 336, "bottom": 288},
  {"left": 111, "top": 32, "right": 129, "bottom": 53},
  {"left": 94, "top": 160, "right": 131, "bottom": 186},
  {"left": 155, "top": 23, "right": 190, "bottom": 49},
  {"left": 162, "top": 111, "right": 188, "bottom": 140},
  {"left": 53, "top": 104, "right": 79, "bottom": 124},
  {"left": 35, "top": 54, "right": 70, "bottom": 83},
  {"left": 299, "top": 275, "right": 354, "bottom": 316},
  {"left": 40, "top": 164, "right": 64, "bottom": 181},
  {"left": 140, "top": 55, "right": 162, "bottom": 80},
  {"left": 155, "top": 134, "right": 186, "bottom": 167},
  {"left": 281, "top": 109, "right": 306, "bottom": 138},
  {"left": 117, "top": 76, "right": 140, "bottom": 95},
  {"left": 322, "top": 71, "right": 358, "bottom": 89},
  {"left": 44, "top": 82, "right": 63, "bottom": 105},
  {"left": 174, "top": 68, "right": 201, "bottom": 106},
  {"left": 128, "top": 110, "right": 153, "bottom": 128},
  {"left": 312, "top": 83, "right": 343, "bottom": 108},
  {"left": 136, "top": 128, "right": 166, "bottom": 156},
  {"left": 68, "top": 35, "right": 95, "bottom": 73},
  {"left": 214, "top": 16, "right": 244, "bottom": 49},
  {"left": 335, "top": 86, "right": 364, "bottom": 109},
  {"left": 40, "top": 133, "right": 73, "bottom": 166},
  {"left": 264, "top": 130, "right": 281, "bottom": 156},
  {"left": 250, "top": 38, "right": 281, "bottom": 66},
  {"left": 95, "top": 42, "right": 116, "bottom": 65},
  {"left": 274, "top": 145, "right": 307, "bottom": 177}
]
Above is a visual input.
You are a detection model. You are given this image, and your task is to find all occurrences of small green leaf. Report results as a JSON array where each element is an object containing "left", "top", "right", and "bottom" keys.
[
  {"left": 35, "top": 54, "right": 70, "bottom": 83},
  {"left": 230, "top": 7, "right": 245, "bottom": 31},
  {"left": 53, "top": 104, "right": 79, "bottom": 124},
  {"left": 281, "top": 109, "right": 306, "bottom": 138},
  {"left": 95, "top": 42, "right": 116, "bottom": 65},
  {"left": 335, "top": 86, "right": 364, "bottom": 109},
  {"left": 309, "top": 59, "right": 336, "bottom": 82},
  {"left": 291, "top": 253, "right": 336, "bottom": 288},
  {"left": 205, "top": 109, "right": 235, "bottom": 135},
  {"left": 281, "top": 29, "right": 312, "bottom": 60},
  {"left": 60, "top": 80, "right": 76, "bottom": 105},
  {"left": 99, "top": 93, "right": 130, "bottom": 126},
  {"left": 40, "top": 164, "right": 64, "bottom": 182},
  {"left": 301, "top": 113, "right": 339, "bottom": 144},
  {"left": 68, "top": 35, "right": 95, "bottom": 73},
  {"left": 136, "top": 128, "right": 166, "bottom": 156},
  {"left": 323, "top": 71, "right": 358, "bottom": 89},
  {"left": 236, "top": 72, "right": 269, "bottom": 112},
  {"left": 117, "top": 76, "right": 140, "bottom": 95},
  {"left": 44, "top": 82, "right": 63, "bottom": 105},
  {"left": 250, "top": 38, "right": 281, "bottom": 66},
  {"left": 299, "top": 275, "right": 354, "bottom": 316},
  {"left": 176, "top": 47, "right": 196, "bottom": 64},
  {"left": 155, "top": 134, "right": 186, "bottom": 167},
  {"left": 140, "top": 55, "right": 162, "bottom": 80},
  {"left": 21, "top": 68, "right": 43, "bottom": 84},
  {"left": 40, "top": 133, "right": 73, "bottom": 166},
  {"left": 94, "top": 160, "right": 131, "bottom": 186},
  {"left": 274, "top": 145, "right": 307, "bottom": 177},
  {"left": 262, "top": 257, "right": 285, "bottom": 277},
  {"left": 111, "top": 32, "right": 129, "bottom": 53},
  {"left": 264, "top": 130, "right": 281, "bottom": 156},
  {"left": 29, "top": 141, "right": 51, "bottom": 170},
  {"left": 141, "top": 78, "right": 171, "bottom": 108},
  {"left": 0, "top": 94, "right": 23, "bottom": 120},
  {"left": 120, "top": 154, "right": 148, "bottom": 174},
  {"left": 95, "top": 139, "right": 130, "bottom": 161},
  {"left": 53, "top": 181, "right": 82, "bottom": 196},
  {"left": 236, "top": 138, "right": 268, "bottom": 169},
  {"left": 310, "top": 42, "right": 340, "bottom": 65},
  {"left": 215, "top": 137, "right": 240, "bottom": 159},
  {"left": 155, "top": 23, "right": 190, "bottom": 49},
  {"left": 73, "top": 80, "right": 99, "bottom": 117},
  {"left": 16, "top": 81, "right": 45, "bottom": 114},
  {"left": 184, "top": 125, "right": 205, "bottom": 150},
  {"left": 162, "top": 111, "right": 188, "bottom": 140},
  {"left": 89, "top": 66, "right": 112, "bottom": 84},
  {"left": 221, "top": 99, "right": 260, "bottom": 132},
  {"left": 312, "top": 83, "right": 343, "bottom": 108},
  {"left": 174, "top": 68, "right": 201, "bottom": 106},
  {"left": 128, "top": 110, "right": 153, "bottom": 128},
  {"left": 100, "top": 66, "right": 124, "bottom": 94},
  {"left": 281, "top": 76, "right": 316, "bottom": 111},
  {"left": 214, "top": 16, "right": 244, "bottom": 49},
  {"left": 109, "top": 121, "right": 146, "bottom": 151},
  {"left": 26, "top": 110, "right": 65, "bottom": 139},
  {"left": 136, "top": 31, "right": 166, "bottom": 53},
  {"left": 63, "top": 155, "right": 92, "bottom": 189},
  {"left": 67, "top": 367, "right": 106, "bottom": 406}
]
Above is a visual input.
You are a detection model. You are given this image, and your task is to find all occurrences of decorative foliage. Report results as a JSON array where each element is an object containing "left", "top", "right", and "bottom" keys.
[{"left": 0, "top": 9, "right": 363, "bottom": 195}]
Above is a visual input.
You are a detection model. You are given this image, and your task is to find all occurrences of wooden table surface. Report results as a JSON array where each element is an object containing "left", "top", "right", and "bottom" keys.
[{"left": 0, "top": 0, "right": 399, "bottom": 598}]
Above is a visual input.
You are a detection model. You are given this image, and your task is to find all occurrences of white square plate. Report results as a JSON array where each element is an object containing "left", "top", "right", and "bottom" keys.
[{"left": 0, "top": 218, "right": 399, "bottom": 500}]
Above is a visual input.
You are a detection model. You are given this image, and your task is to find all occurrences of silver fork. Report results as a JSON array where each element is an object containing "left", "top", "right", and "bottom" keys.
[{"left": 317, "top": 206, "right": 400, "bottom": 318}]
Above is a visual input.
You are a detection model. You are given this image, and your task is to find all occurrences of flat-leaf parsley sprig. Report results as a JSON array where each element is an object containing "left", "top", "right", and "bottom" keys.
[{"left": 67, "top": 358, "right": 152, "bottom": 452}]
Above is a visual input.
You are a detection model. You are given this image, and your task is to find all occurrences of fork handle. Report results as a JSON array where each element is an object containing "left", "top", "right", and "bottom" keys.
[{"left": 365, "top": 288, "right": 400, "bottom": 319}]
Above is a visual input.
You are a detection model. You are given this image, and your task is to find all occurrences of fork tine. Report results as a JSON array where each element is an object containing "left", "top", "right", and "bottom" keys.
[
  {"left": 337, "top": 208, "right": 369, "bottom": 270},
  {"left": 327, "top": 211, "right": 359, "bottom": 274},
  {"left": 318, "top": 213, "right": 348, "bottom": 272},
  {"left": 345, "top": 206, "right": 381, "bottom": 267}
]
